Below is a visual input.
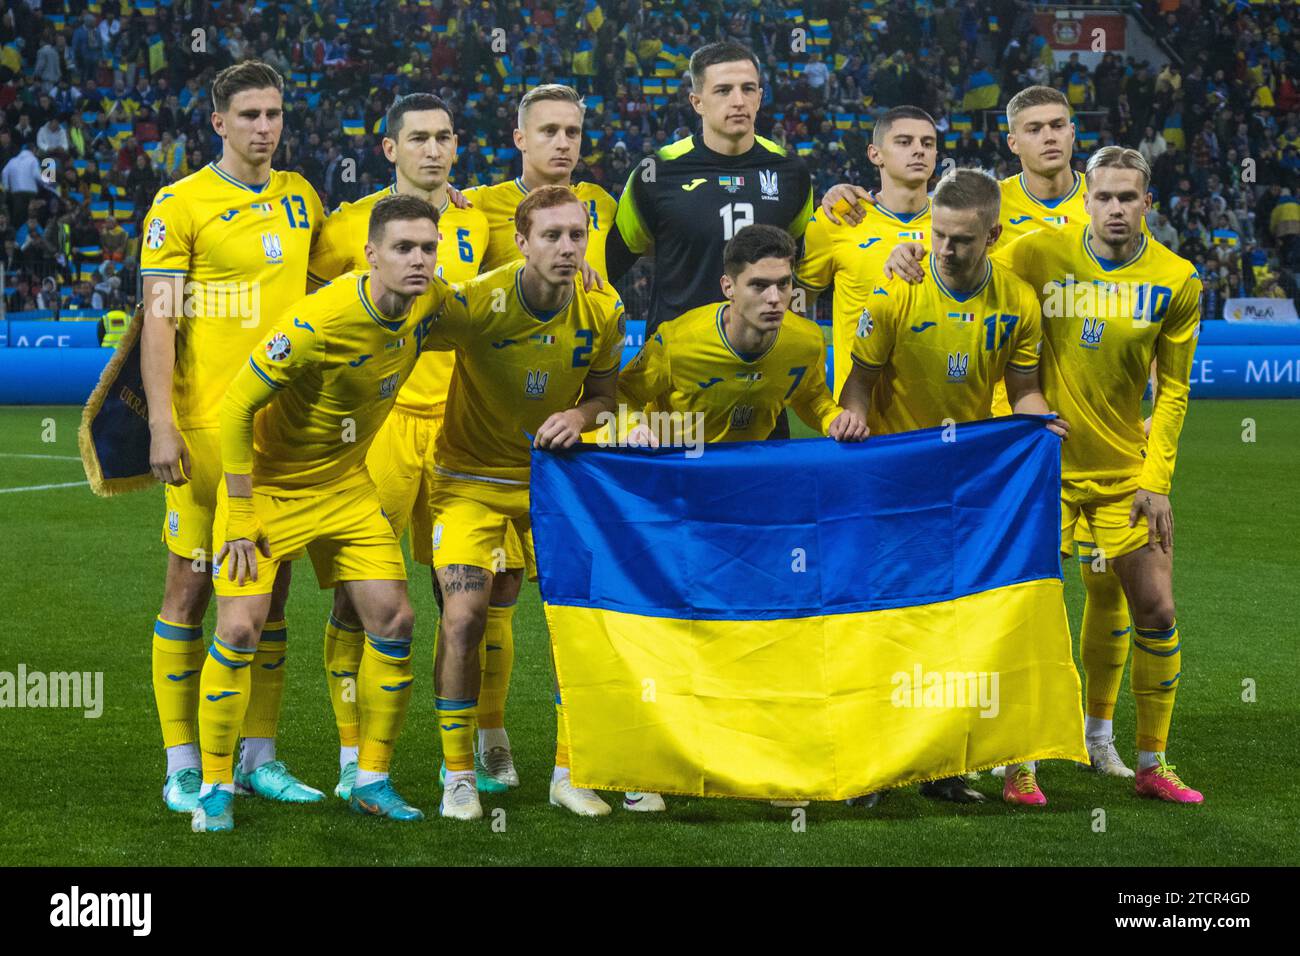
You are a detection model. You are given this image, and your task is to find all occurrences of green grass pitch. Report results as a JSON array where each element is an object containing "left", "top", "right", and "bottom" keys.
[{"left": 1, "top": 401, "right": 1297, "bottom": 866}]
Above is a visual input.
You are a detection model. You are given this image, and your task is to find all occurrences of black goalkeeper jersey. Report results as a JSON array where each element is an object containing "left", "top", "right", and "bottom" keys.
[{"left": 607, "top": 133, "right": 814, "bottom": 334}]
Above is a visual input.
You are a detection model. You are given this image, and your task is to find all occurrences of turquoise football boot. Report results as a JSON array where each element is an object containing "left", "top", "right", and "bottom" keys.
[
  {"left": 191, "top": 789, "right": 235, "bottom": 833},
  {"left": 440, "top": 760, "right": 509, "bottom": 794},
  {"left": 335, "top": 761, "right": 358, "bottom": 801},
  {"left": 163, "top": 767, "right": 202, "bottom": 813},
  {"left": 349, "top": 778, "right": 424, "bottom": 821},
  {"left": 234, "top": 759, "right": 325, "bottom": 803}
]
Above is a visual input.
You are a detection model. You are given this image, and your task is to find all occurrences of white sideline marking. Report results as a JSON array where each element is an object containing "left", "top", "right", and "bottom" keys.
[
  {"left": 0, "top": 480, "right": 89, "bottom": 494},
  {"left": 0, "top": 453, "right": 82, "bottom": 460}
]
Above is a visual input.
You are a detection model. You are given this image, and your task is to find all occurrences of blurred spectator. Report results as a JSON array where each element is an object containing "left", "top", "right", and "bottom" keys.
[{"left": 36, "top": 115, "right": 69, "bottom": 159}]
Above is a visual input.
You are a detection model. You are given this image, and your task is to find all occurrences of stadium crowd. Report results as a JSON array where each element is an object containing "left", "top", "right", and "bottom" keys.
[{"left": 1, "top": 0, "right": 1297, "bottom": 321}]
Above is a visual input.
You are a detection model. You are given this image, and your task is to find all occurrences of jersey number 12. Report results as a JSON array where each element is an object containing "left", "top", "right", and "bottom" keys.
[{"left": 719, "top": 202, "right": 754, "bottom": 240}]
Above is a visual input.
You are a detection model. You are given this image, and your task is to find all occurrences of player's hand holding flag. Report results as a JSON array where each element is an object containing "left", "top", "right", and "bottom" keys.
[
  {"left": 534, "top": 409, "right": 588, "bottom": 450},
  {"left": 827, "top": 408, "right": 869, "bottom": 442},
  {"left": 218, "top": 494, "right": 272, "bottom": 584}
]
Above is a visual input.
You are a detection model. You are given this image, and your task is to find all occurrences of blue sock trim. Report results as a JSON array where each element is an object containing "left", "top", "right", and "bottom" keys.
[
  {"left": 209, "top": 640, "right": 252, "bottom": 669},
  {"left": 553, "top": 691, "right": 562, "bottom": 706},
  {"left": 1134, "top": 639, "right": 1181, "bottom": 657},
  {"left": 435, "top": 697, "right": 477, "bottom": 710},
  {"left": 155, "top": 619, "right": 203, "bottom": 641},
  {"left": 1110, "top": 626, "right": 1133, "bottom": 637},
  {"left": 365, "top": 633, "right": 411, "bottom": 659},
  {"left": 1134, "top": 624, "right": 1178, "bottom": 642},
  {"left": 328, "top": 614, "right": 363, "bottom": 633},
  {"left": 261, "top": 620, "right": 287, "bottom": 640}
]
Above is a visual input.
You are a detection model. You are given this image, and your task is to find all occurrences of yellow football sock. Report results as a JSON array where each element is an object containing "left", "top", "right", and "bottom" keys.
[
  {"left": 324, "top": 614, "right": 364, "bottom": 748},
  {"left": 151, "top": 617, "right": 205, "bottom": 749},
  {"left": 554, "top": 691, "right": 570, "bottom": 769},
  {"left": 358, "top": 633, "right": 414, "bottom": 774},
  {"left": 241, "top": 620, "right": 287, "bottom": 740},
  {"left": 477, "top": 604, "right": 516, "bottom": 730},
  {"left": 436, "top": 695, "right": 478, "bottom": 772},
  {"left": 199, "top": 636, "right": 255, "bottom": 784},
  {"left": 1132, "top": 623, "right": 1181, "bottom": 753},
  {"left": 1078, "top": 560, "right": 1131, "bottom": 721}
]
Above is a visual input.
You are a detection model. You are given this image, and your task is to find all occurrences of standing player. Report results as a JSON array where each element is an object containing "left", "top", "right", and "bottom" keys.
[
  {"left": 606, "top": 42, "right": 814, "bottom": 338},
  {"left": 996, "top": 148, "right": 1204, "bottom": 803},
  {"left": 305, "top": 93, "right": 495, "bottom": 801},
  {"left": 422, "top": 186, "right": 624, "bottom": 821},
  {"left": 884, "top": 87, "right": 1149, "bottom": 778},
  {"left": 193, "top": 195, "right": 451, "bottom": 832},
  {"left": 796, "top": 106, "right": 937, "bottom": 401},
  {"left": 459, "top": 84, "right": 634, "bottom": 805},
  {"left": 620, "top": 224, "right": 867, "bottom": 445},
  {"left": 139, "top": 61, "right": 323, "bottom": 813},
  {"left": 838, "top": 169, "right": 1069, "bottom": 807}
]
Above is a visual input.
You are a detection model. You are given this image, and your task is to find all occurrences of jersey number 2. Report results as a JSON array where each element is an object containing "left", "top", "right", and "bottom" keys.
[{"left": 719, "top": 202, "right": 754, "bottom": 240}]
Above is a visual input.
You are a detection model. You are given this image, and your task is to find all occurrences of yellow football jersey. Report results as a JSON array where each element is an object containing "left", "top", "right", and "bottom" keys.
[
  {"left": 619, "top": 302, "right": 841, "bottom": 441},
  {"left": 997, "top": 223, "right": 1201, "bottom": 494},
  {"left": 849, "top": 255, "right": 1043, "bottom": 435},
  {"left": 139, "top": 162, "right": 324, "bottom": 429},
  {"left": 307, "top": 184, "right": 489, "bottom": 411},
  {"left": 997, "top": 171, "right": 1090, "bottom": 246},
  {"left": 463, "top": 177, "right": 617, "bottom": 275},
  {"left": 426, "top": 262, "right": 624, "bottom": 483},
  {"left": 797, "top": 198, "right": 931, "bottom": 400},
  {"left": 220, "top": 271, "right": 450, "bottom": 497}
]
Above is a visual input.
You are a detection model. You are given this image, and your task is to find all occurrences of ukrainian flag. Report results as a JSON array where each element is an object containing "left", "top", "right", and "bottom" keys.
[
  {"left": 148, "top": 33, "right": 166, "bottom": 75},
  {"left": 112, "top": 200, "right": 135, "bottom": 221},
  {"left": 342, "top": 118, "right": 365, "bottom": 137},
  {"left": 808, "top": 19, "right": 831, "bottom": 46},
  {"left": 91, "top": 200, "right": 112, "bottom": 220},
  {"left": 532, "top": 417, "right": 1087, "bottom": 800},
  {"left": 950, "top": 113, "right": 973, "bottom": 132},
  {"left": 584, "top": 0, "right": 605, "bottom": 30},
  {"left": 962, "top": 69, "right": 1000, "bottom": 111},
  {"left": 796, "top": 140, "right": 815, "bottom": 156}
]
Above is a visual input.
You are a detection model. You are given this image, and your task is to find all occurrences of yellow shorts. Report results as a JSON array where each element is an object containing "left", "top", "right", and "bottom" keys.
[
  {"left": 211, "top": 481, "right": 406, "bottom": 597},
  {"left": 429, "top": 472, "right": 537, "bottom": 580},
  {"left": 366, "top": 406, "right": 529, "bottom": 570},
  {"left": 1060, "top": 476, "right": 1151, "bottom": 563},
  {"left": 161, "top": 426, "right": 222, "bottom": 563}
]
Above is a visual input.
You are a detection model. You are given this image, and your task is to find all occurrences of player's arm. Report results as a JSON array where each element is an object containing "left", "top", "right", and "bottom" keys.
[
  {"left": 417, "top": 282, "right": 469, "bottom": 352},
  {"left": 1003, "top": 294, "right": 1068, "bottom": 437},
  {"left": 140, "top": 273, "right": 189, "bottom": 484},
  {"left": 216, "top": 314, "right": 323, "bottom": 583},
  {"left": 307, "top": 202, "right": 350, "bottom": 290},
  {"left": 606, "top": 162, "right": 655, "bottom": 283},
  {"left": 788, "top": 350, "right": 866, "bottom": 441},
  {"left": 837, "top": 290, "right": 896, "bottom": 432},
  {"left": 536, "top": 309, "right": 624, "bottom": 449},
  {"left": 794, "top": 213, "right": 834, "bottom": 314},
  {"left": 139, "top": 197, "right": 194, "bottom": 485},
  {"left": 302, "top": 186, "right": 328, "bottom": 290},
  {"left": 1133, "top": 273, "right": 1203, "bottom": 552},
  {"left": 616, "top": 331, "right": 671, "bottom": 446}
]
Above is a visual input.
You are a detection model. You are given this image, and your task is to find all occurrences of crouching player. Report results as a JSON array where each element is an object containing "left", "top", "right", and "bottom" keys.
[
  {"left": 422, "top": 185, "right": 624, "bottom": 820},
  {"left": 620, "top": 224, "right": 867, "bottom": 446},
  {"left": 839, "top": 167, "right": 1069, "bottom": 807},
  {"left": 192, "top": 195, "right": 451, "bottom": 831}
]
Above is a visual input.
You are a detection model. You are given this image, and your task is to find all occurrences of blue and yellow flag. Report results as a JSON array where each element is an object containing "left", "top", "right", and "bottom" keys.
[
  {"left": 962, "top": 69, "right": 1000, "bottom": 111},
  {"left": 532, "top": 417, "right": 1086, "bottom": 800}
]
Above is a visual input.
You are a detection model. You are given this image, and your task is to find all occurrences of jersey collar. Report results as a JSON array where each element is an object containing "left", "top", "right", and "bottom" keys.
[
  {"left": 929, "top": 254, "right": 991, "bottom": 302},
  {"left": 1017, "top": 170, "right": 1081, "bottom": 210},
  {"left": 872, "top": 196, "right": 930, "bottom": 224},
  {"left": 208, "top": 161, "right": 270, "bottom": 193},
  {"left": 716, "top": 303, "right": 779, "bottom": 364},
  {"left": 514, "top": 266, "right": 571, "bottom": 322},
  {"left": 1082, "top": 225, "right": 1148, "bottom": 272},
  {"left": 358, "top": 274, "right": 406, "bottom": 332}
]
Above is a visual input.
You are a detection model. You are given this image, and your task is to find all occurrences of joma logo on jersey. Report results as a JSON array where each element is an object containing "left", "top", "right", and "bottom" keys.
[
  {"left": 857, "top": 309, "right": 874, "bottom": 337},
  {"left": 719, "top": 175, "right": 745, "bottom": 193},
  {"left": 1080, "top": 317, "right": 1106, "bottom": 349},
  {"left": 525, "top": 369, "right": 549, "bottom": 399},
  {"left": 730, "top": 405, "right": 755, "bottom": 429},
  {"left": 946, "top": 352, "right": 970, "bottom": 381},
  {"left": 219, "top": 208, "right": 239, "bottom": 221},
  {"left": 1009, "top": 215, "right": 1033, "bottom": 225},
  {"left": 261, "top": 232, "right": 283, "bottom": 264},
  {"left": 759, "top": 169, "right": 779, "bottom": 200},
  {"left": 379, "top": 373, "right": 399, "bottom": 398}
]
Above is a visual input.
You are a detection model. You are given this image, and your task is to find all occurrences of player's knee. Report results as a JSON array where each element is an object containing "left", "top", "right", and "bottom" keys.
[
  {"left": 1133, "top": 598, "right": 1176, "bottom": 632},
  {"left": 330, "top": 588, "right": 360, "bottom": 627},
  {"left": 440, "top": 605, "right": 487, "bottom": 651},
  {"left": 381, "top": 601, "right": 415, "bottom": 640},
  {"left": 216, "top": 618, "right": 260, "bottom": 651}
]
